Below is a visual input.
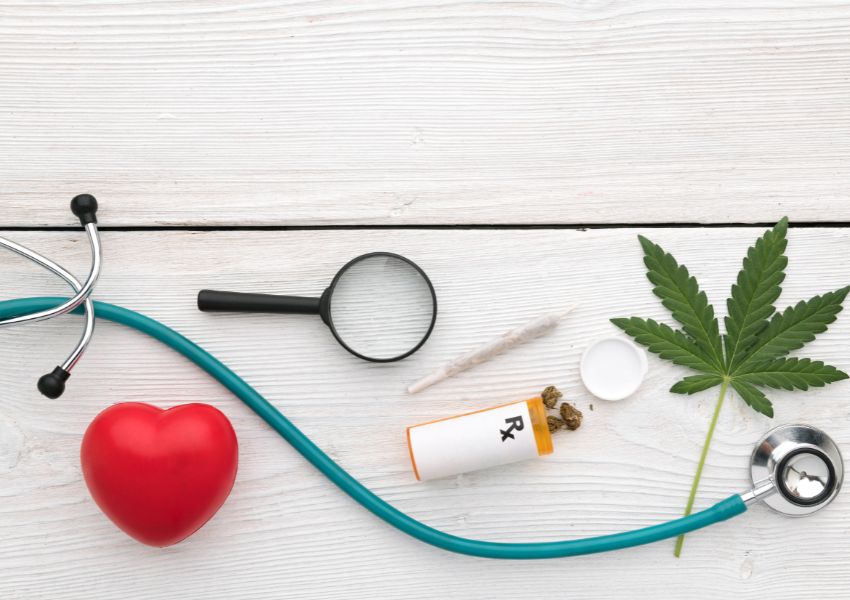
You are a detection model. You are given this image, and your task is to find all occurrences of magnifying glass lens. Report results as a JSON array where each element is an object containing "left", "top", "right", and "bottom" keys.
[{"left": 329, "top": 254, "right": 435, "bottom": 361}]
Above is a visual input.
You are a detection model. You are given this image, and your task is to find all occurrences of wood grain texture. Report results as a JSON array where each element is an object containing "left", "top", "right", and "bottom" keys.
[
  {"left": 2, "top": 0, "right": 850, "bottom": 226},
  {"left": 1, "top": 227, "right": 849, "bottom": 599}
]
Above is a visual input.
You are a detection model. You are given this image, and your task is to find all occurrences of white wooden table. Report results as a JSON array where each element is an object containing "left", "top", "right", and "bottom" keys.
[{"left": 2, "top": 2, "right": 850, "bottom": 598}]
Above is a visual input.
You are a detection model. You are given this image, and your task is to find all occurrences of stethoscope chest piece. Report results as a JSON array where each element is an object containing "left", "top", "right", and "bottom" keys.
[{"left": 750, "top": 424, "right": 843, "bottom": 517}]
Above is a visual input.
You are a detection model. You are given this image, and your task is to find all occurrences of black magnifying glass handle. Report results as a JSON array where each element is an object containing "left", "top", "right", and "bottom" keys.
[
  {"left": 198, "top": 290, "right": 322, "bottom": 315},
  {"left": 197, "top": 252, "right": 436, "bottom": 362}
]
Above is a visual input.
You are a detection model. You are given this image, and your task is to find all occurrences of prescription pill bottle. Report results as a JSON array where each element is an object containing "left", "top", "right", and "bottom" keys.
[{"left": 406, "top": 397, "right": 553, "bottom": 481}]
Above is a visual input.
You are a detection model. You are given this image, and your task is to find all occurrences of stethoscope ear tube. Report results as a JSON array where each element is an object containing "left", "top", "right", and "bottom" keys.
[
  {"left": 0, "top": 196, "right": 101, "bottom": 329},
  {"left": 0, "top": 296, "right": 754, "bottom": 559},
  {"left": 0, "top": 196, "right": 102, "bottom": 398}
]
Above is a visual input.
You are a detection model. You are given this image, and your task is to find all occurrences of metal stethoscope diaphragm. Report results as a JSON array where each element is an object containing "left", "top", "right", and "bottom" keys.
[
  {"left": 745, "top": 423, "right": 843, "bottom": 516},
  {"left": 0, "top": 194, "right": 101, "bottom": 398}
]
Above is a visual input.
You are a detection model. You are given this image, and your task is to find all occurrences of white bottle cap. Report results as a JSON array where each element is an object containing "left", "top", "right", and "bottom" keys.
[{"left": 580, "top": 337, "right": 648, "bottom": 401}]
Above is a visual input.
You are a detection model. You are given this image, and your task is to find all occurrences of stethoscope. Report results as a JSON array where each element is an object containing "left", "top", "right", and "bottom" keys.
[
  {"left": 0, "top": 197, "right": 844, "bottom": 559},
  {"left": 0, "top": 194, "right": 102, "bottom": 399}
]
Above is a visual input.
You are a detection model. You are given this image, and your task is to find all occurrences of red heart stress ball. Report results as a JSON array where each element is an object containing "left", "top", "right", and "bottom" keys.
[{"left": 81, "top": 403, "right": 238, "bottom": 547}]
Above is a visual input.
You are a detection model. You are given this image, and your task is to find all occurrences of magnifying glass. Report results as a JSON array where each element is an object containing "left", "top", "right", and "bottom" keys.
[{"left": 197, "top": 252, "right": 437, "bottom": 362}]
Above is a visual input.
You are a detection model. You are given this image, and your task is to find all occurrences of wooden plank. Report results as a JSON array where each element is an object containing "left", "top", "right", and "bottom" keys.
[
  {"left": 0, "top": 226, "right": 848, "bottom": 598},
  {"left": 2, "top": 1, "right": 850, "bottom": 226}
]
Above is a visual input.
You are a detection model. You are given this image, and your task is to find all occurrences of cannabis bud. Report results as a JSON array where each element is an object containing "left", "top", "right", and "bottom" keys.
[
  {"left": 541, "top": 385, "right": 562, "bottom": 409},
  {"left": 540, "top": 386, "right": 583, "bottom": 432}
]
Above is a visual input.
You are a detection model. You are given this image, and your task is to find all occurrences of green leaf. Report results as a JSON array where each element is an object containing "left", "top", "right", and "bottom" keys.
[
  {"left": 670, "top": 374, "right": 724, "bottom": 395},
  {"left": 730, "top": 380, "right": 774, "bottom": 417},
  {"left": 735, "top": 358, "right": 848, "bottom": 391},
  {"left": 638, "top": 236, "right": 725, "bottom": 371},
  {"left": 611, "top": 317, "right": 717, "bottom": 374},
  {"left": 724, "top": 218, "right": 788, "bottom": 370},
  {"left": 617, "top": 222, "right": 850, "bottom": 556},
  {"left": 734, "top": 286, "right": 850, "bottom": 371}
]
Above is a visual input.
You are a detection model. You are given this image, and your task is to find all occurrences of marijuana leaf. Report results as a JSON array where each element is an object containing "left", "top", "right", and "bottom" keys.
[
  {"left": 639, "top": 236, "right": 725, "bottom": 371},
  {"left": 612, "top": 219, "right": 848, "bottom": 557},
  {"left": 734, "top": 288, "right": 850, "bottom": 370},
  {"left": 730, "top": 379, "right": 773, "bottom": 416},
  {"left": 609, "top": 317, "right": 716, "bottom": 374},
  {"left": 736, "top": 358, "right": 848, "bottom": 391},
  {"left": 669, "top": 374, "right": 724, "bottom": 394},
  {"left": 724, "top": 217, "right": 788, "bottom": 370}
]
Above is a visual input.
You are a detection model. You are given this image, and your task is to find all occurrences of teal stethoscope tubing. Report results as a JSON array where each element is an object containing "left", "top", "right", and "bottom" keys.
[{"left": 0, "top": 297, "right": 748, "bottom": 559}]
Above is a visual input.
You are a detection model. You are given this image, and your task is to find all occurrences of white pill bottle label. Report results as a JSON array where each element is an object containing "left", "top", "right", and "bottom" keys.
[{"left": 406, "top": 399, "right": 550, "bottom": 481}]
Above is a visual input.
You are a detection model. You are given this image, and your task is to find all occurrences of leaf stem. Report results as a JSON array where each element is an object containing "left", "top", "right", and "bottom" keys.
[{"left": 673, "top": 378, "right": 729, "bottom": 557}]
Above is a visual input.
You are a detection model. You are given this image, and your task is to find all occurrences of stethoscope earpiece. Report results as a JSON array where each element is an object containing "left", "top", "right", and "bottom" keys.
[
  {"left": 70, "top": 194, "right": 99, "bottom": 225},
  {"left": 0, "top": 195, "right": 102, "bottom": 398},
  {"left": 37, "top": 366, "right": 71, "bottom": 400}
]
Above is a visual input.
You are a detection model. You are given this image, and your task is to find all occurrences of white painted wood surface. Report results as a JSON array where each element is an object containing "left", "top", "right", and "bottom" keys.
[
  {"left": 2, "top": 0, "right": 850, "bottom": 226},
  {"left": 3, "top": 1, "right": 850, "bottom": 597},
  {"left": 1, "top": 228, "right": 849, "bottom": 599}
]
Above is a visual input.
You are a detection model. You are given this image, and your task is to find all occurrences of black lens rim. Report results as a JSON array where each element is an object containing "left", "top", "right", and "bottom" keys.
[
  {"left": 322, "top": 252, "right": 437, "bottom": 362},
  {"left": 775, "top": 446, "right": 836, "bottom": 507}
]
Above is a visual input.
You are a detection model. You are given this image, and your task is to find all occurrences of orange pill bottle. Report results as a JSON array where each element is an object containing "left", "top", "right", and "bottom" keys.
[{"left": 406, "top": 397, "right": 553, "bottom": 481}]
